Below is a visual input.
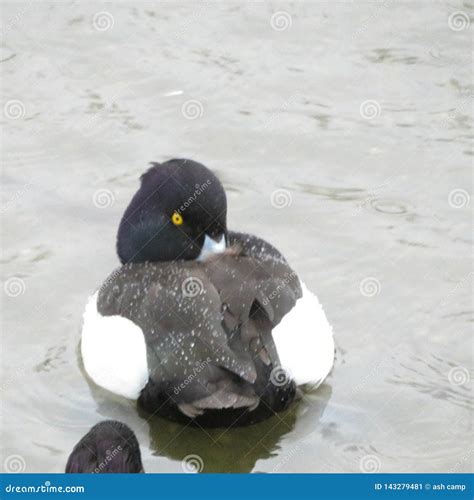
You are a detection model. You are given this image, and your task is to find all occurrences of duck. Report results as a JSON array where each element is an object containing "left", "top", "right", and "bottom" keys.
[
  {"left": 65, "top": 420, "right": 143, "bottom": 473},
  {"left": 81, "top": 159, "right": 334, "bottom": 427}
]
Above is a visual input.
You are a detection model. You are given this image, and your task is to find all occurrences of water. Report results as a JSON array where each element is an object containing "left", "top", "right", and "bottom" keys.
[{"left": 1, "top": 1, "right": 472, "bottom": 473}]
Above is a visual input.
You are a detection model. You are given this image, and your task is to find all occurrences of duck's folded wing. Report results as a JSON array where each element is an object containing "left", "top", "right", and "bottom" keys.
[
  {"left": 96, "top": 263, "right": 260, "bottom": 415},
  {"left": 95, "top": 254, "right": 301, "bottom": 417}
]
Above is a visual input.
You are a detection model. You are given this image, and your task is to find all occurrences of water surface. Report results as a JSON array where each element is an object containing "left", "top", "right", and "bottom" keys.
[{"left": 1, "top": 1, "right": 472, "bottom": 473}]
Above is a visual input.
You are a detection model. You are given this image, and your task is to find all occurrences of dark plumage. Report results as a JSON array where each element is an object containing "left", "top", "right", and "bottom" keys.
[
  {"left": 98, "top": 231, "right": 300, "bottom": 427},
  {"left": 82, "top": 159, "right": 319, "bottom": 427},
  {"left": 117, "top": 159, "right": 227, "bottom": 263},
  {"left": 65, "top": 421, "right": 143, "bottom": 473}
]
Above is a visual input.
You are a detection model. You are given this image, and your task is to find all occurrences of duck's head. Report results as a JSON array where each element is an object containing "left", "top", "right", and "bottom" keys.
[
  {"left": 117, "top": 159, "right": 227, "bottom": 263},
  {"left": 65, "top": 420, "right": 143, "bottom": 473}
]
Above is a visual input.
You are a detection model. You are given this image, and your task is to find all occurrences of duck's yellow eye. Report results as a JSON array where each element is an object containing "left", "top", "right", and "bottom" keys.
[{"left": 171, "top": 211, "right": 184, "bottom": 226}]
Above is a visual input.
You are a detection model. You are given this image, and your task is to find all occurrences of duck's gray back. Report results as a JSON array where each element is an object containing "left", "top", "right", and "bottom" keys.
[{"left": 96, "top": 246, "right": 301, "bottom": 425}]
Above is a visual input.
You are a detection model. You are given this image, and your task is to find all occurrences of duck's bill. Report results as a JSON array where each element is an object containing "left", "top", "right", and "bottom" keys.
[{"left": 197, "top": 234, "right": 226, "bottom": 261}]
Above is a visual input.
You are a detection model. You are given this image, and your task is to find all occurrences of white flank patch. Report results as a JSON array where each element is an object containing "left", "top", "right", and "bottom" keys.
[
  {"left": 81, "top": 292, "right": 149, "bottom": 400},
  {"left": 272, "top": 282, "right": 335, "bottom": 387}
]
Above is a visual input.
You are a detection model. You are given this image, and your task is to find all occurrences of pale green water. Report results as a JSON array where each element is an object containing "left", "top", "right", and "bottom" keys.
[{"left": 1, "top": 1, "right": 472, "bottom": 473}]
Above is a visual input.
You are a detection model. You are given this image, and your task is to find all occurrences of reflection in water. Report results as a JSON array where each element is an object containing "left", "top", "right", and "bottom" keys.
[
  {"left": 81, "top": 321, "right": 334, "bottom": 473},
  {"left": 141, "top": 387, "right": 332, "bottom": 473}
]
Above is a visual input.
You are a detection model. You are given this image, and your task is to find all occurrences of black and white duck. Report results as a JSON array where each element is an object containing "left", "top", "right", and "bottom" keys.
[{"left": 81, "top": 159, "right": 334, "bottom": 427}]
